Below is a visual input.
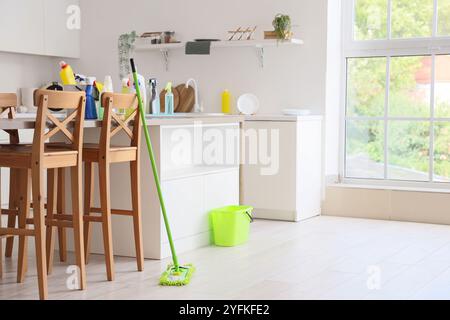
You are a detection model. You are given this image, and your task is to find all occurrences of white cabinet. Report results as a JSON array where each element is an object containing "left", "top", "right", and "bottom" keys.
[
  {"left": 43, "top": 0, "right": 80, "bottom": 58},
  {"left": 0, "top": 0, "right": 46, "bottom": 55},
  {"left": 243, "top": 116, "right": 323, "bottom": 222},
  {"left": 0, "top": 0, "right": 80, "bottom": 58}
]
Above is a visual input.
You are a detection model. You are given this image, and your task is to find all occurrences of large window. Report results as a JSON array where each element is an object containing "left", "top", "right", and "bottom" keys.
[{"left": 343, "top": 0, "right": 450, "bottom": 185}]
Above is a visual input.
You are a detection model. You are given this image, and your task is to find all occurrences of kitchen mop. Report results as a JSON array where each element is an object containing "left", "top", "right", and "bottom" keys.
[{"left": 130, "top": 59, "right": 195, "bottom": 286}]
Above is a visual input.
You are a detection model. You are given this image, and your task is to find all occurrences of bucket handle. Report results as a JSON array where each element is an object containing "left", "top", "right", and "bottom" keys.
[{"left": 245, "top": 209, "right": 254, "bottom": 223}]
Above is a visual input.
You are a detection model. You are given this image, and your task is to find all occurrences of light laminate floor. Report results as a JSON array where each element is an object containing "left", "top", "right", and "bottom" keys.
[{"left": 2, "top": 216, "right": 450, "bottom": 300}]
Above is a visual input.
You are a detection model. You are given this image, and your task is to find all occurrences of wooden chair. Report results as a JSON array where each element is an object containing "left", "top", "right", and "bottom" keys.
[
  {"left": 50, "top": 92, "right": 144, "bottom": 281},
  {"left": 0, "top": 90, "right": 87, "bottom": 299},
  {"left": 0, "top": 93, "right": 21, "bottom": 279}
]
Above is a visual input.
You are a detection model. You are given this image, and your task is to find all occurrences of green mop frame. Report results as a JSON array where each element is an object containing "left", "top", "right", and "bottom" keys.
[{"left": 130, "top": 59, "right": 195, "bottom": 286}]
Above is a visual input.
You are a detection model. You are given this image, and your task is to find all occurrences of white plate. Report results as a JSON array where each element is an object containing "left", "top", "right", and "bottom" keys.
[
  {"left": 282, "top": 108, "right": 312, "bottom": 116},
  {"left": 237, "top": 94, "right": 260, "bottom": 115}
]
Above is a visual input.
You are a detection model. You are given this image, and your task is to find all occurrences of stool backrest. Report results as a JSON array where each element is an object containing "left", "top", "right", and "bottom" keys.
[
  {"left": 33, "top": 90, "right": 86, "bottom": 153},
  {"left": 100, "top": 92, "right": 141, "bottom": 152},
  {"left": 0, "top": 93, "right": 19, "bottom": 144}
]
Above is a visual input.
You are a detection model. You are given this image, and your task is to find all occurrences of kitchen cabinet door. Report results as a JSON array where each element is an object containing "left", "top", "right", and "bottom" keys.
[
  {"left": 0, "top": 0, "right": 46, "bottom": 55},
  {"left": 205, "top": 170, "right": 240, "bottom": 210},
  {"left": 43, "top": 0, "right": 80, "bottom": 58},
  {"left": 161, "top": 176, "right": 206, "bottom": 242}
]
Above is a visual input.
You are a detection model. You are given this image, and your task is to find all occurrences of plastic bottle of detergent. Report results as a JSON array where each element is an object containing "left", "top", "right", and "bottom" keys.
[
  {"left": 98, "top": 76, "right": 114, "bottom": 120},
  {"left": 59, "top": 61, "right": 76, "bottom": 85},
  {"left": 85, "top": 77, "right": 98, "bottom": 120},
  {"left": 221, "top": 89, "right": 232, "bottom": 114}
]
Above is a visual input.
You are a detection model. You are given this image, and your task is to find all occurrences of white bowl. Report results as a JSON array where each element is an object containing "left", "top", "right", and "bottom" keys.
[{"left": 237, "top": 94, "right": 260, "bottom": 115}]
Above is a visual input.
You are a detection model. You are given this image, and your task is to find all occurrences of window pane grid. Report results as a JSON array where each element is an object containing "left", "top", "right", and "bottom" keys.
[
  {"left": 345, "top": 2, "right": 450, "bottom": 184},
  {"left": 345, "top": 55, "right": 450, "bottom": 183}
]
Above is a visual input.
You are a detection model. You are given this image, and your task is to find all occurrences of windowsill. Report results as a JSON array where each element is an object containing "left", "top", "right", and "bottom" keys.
[{"left": 327, "top": 182, "right": 450, "bottom": 194}]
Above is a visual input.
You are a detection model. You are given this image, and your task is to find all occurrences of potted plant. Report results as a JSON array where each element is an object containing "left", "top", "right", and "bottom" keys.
[{"left": 272, "top": 14, "right": 292, "bottom": 40}]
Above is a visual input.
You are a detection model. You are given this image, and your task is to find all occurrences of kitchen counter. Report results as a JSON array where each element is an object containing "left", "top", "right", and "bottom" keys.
[
  {"left": 245, "top": 114, "right": 323, "bottom": 122},
  {"left": 6, "top": 112, "right": 244, "bottom": 129},
  {"left": 57, "top": 115, "right": 242, "bottom": 260}
]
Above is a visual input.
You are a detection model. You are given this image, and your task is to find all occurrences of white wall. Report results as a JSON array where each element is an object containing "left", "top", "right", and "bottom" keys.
[
  {"left": 76, "top": 0, "right": 328, "bottom": 115},
  {"left": 0, "top": 51, "right": 58, "bottom": 96}
]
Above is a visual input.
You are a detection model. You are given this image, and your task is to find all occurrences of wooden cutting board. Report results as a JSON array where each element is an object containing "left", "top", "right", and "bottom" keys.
[
  {"left": 176, "top": 84, "right": 195, "bottom": 113},
  {"left": 159, "top": 86, "right": 180, "bottom": 113}
]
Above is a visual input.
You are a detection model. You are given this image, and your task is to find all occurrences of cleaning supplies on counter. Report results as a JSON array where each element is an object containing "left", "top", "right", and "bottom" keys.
[
  {"left": 128, "top": 74, "right": 147, "bottom": 116},
  {"left": 98, "top": 76, "right": 114, "bottom": 120},
  {"left": 121, "top": 78, "right": 130, "bottom": 94},
  {"left": 85, "top": 77, "right": 98, "bottom": 120},
  {"left": 119, "top": 78, "right": 130, "bottom": 115},
  {"left": 221, "top": 89, "right": 232, "bottom": 114},
  {"left": 149, "top": 78, "right": 160, "bottom": 115},
  {"left": 59, "top": 61, "right": 76, "bottom": 85},
  {"left": 164, "top": 82, "right": 174, "bottom": 115}
]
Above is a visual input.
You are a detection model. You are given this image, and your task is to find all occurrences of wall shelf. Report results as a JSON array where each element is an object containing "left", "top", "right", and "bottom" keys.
[{"left": 134, "top": 38, "right": 303, "bottom": 70}]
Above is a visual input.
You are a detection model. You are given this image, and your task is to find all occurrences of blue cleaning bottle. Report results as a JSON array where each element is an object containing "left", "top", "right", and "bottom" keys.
[
  {"left": 85, "top": 77, "right": 98, "bottom": 120},
  {"left": 165, "top": 82, "right": 174, "bottom": 115}
]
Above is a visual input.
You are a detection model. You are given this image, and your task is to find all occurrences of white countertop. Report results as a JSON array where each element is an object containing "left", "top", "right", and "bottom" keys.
[
  {"left": 2, "top": 113, "right": 244, "bottom": 129},
  {"left": 245, "top": 114, "right": 323, "bottom": 122}
]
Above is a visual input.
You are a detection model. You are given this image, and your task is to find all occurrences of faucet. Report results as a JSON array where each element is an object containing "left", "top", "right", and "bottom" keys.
[{"left": 185, "top": 78, "right": 202, "bottom": 113}]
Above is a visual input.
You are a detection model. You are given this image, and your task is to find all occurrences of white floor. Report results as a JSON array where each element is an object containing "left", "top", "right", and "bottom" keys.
[{"left": 2, "top": 216, "right": 450, "bottom": 300}]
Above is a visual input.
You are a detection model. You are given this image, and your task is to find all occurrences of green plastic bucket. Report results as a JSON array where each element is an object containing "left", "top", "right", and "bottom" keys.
[{"left": 210, "top": 206, "right": 254, "bottom": 247}]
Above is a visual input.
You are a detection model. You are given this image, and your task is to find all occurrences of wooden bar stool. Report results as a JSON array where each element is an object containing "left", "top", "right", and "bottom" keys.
[
  {"left": 0, "top": 89, "right": 87, "bottom": 299},
  {"left": 84, "top": 92, "right": 143, "bottom": 280},
  {"left": 50, "top": 92, "right": 144, "bottom": 281},
  {"left": 0, "top": 93, "right": 23, "bottom": 279},
  {"left": 0, "top": 94, "right": 67, "bottom": 276}
]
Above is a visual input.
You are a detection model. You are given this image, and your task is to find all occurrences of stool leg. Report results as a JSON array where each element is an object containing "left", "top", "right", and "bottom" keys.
[
  {"left": 83, "top": 162, "right": 94, "bottom": 263},
  {"left": 130, "top": 160, "right": 144, "bottom": 271},
  {"left": 0, "top": 238, "right": 3, "bottom": 279},
  {"left": 45, "top": 169, "right": 57, "bottom": 275},
  {"left": 5, "top": 168, "right": 19, "bottom": 258},
  {"left": 31, "top": 165, "right": 48, "bottom": 300},
  {"left": 99, "top": 161, "right": 114, "bottom": 281},
  {"left": 57, "top": 168, "right": 67, "bottom": 262},
  {"left": 17, "top": 169, "right": 31, "bottom": 284},
  {"left": 71, "top": 165, "right": 87, "bottom": 290}
]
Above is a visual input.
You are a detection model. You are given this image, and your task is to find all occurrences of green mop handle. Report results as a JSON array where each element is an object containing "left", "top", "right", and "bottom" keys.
[{"left": 130, "top": 59, "right": 180, "bottom": 270}]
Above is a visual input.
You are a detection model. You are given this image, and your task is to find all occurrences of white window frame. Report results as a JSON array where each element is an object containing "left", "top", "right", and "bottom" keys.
[{"left": 340, "top": 0, "right": 450, "bottom": 189}]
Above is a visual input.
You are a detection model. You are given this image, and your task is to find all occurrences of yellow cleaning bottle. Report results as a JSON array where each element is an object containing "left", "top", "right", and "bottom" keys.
[
  {"left": 222, "top": 90, "right": 232, "bottom": 114},
  {"left": 59, "top": 61, "right": 76, "bottom": 85}
]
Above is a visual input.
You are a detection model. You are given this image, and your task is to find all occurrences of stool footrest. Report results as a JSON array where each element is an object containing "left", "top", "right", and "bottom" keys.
[
  {"left": 0, "top": 228, "right": 35, "bottom": 237},
  {"left": 90, "top": 208, "right": 135, "bottom": 217},
  {"left": 84, "top": 215, "right": 103, "bottom": 223},
  {"left": 1, "top": 209, "right": 19, "bottom": 216},
  {"left": 45, "top": 220, "right": 73, "bottom": 228}
]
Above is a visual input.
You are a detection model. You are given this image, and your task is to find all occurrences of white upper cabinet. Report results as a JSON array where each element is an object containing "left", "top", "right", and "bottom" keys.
[
  {"left": 0, "top": 0, "right": 80, "bottom": 58},
  {"left": 0, "top": 0, "right": 46, "bottom": 55},
  {"left": 43, "top": 0, "right": 80, "bottom": 58}
]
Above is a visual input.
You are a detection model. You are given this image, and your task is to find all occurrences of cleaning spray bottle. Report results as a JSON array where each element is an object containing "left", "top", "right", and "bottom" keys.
[
  {"left": 98, "top": 76, "right": 114, "bottom": 120},
  {"left": 128, "top": 73, "right": 147, "bottom": 116},
  {"left": 165, "top": 82, "right": 174, "bottom": 115},
  {"left": 149, "top": 78, "right": 160, "bottom": 115},
  {"left": 85, "top": 77, "right": 98, "bottom": 120},
  {"left": 59, "top": 61, "right": 76, "bottom": 85}
]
